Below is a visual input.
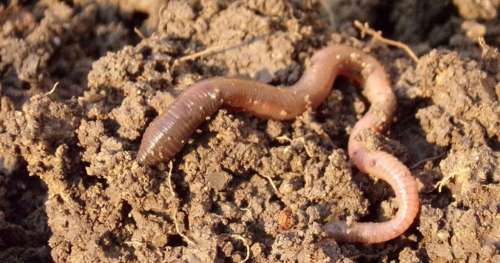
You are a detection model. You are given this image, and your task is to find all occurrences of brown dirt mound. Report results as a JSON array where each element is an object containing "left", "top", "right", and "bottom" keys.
[{"left": 0, "top": 0, "right": 498, "bottom": 262}]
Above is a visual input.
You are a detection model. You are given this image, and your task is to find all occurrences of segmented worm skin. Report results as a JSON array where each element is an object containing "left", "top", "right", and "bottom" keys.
[{"left": 137, "top": 45, "right": 419, "bottom": 244}]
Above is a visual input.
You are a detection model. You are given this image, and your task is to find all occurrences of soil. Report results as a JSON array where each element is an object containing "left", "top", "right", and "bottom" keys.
[{"left": 0, "top": 0, "right": 499, "bottom": 262}]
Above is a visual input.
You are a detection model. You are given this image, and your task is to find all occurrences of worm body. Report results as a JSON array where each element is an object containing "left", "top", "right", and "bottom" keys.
[{"left": 137, "top": 45, "right": 419, "bottom": 244}]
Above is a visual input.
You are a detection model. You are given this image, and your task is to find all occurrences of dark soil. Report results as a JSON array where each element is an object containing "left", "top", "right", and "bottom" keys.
[{"left": 0, "top": 0, "right": 499, "bottom": 262}]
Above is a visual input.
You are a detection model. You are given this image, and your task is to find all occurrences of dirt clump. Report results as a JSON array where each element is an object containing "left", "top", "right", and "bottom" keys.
[{"left": 0, "top": 0, "right": 499, "bottom": 262}]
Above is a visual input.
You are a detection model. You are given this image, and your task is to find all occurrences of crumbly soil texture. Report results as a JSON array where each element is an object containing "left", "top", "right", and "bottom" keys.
[{"left": 0, "top": 0, "right": 499, "bottom": 262}]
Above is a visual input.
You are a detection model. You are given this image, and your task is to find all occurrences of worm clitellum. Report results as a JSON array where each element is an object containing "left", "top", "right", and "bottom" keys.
[{"left": 137, "top": 45, "right": 419, "bottom": 244}]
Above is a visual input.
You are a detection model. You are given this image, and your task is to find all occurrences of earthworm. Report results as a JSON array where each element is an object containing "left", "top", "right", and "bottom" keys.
[{"left": 137, "top": 45, "right": 419, "bottom": 244}]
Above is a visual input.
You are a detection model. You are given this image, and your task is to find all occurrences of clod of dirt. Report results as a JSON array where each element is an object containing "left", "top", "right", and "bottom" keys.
[
  {"left": 438, "top": 145, "right": 499, "bottom": 208},
  {"left": 453, "top": 0, "right": 498, "bottom": 20},
  {"left": 206, "top": 170, "right": 232, "bottom": 191},
  {"left": 415, "top": 49, "right": 499, "bottom": 147},
  {"left": 419, "top": 205, "right": 500, "bottom": 262},
  {"left": 1, "top": 0, "right": 500, "bottom": 262}
]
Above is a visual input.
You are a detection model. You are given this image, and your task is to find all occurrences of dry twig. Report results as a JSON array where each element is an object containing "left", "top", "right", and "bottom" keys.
[
  {"left": 226, "top": 234, "right": 251, "bottom": 263},
  {"left": 175, "top": 35, "right": 267, "bottom": 63},
  {"left": 477, "top": 37, "right": 499, "bottom": 58},
  {"left": 167, "top": 162, "right": 196, "bottom": 245},
  {"left": 276, "top": 135, "right": 314, "bottom": 157},
  {"left": 167, "top": 161, "right": 175, "bottom": 197},
  {"left": 410, "top": 152, "right": 446, "bottom": 170},
  {"left": 354, "top": 20, "right": 419, "bottom": 63},
  {"left": 176, "top": 43, "right": 231, "bottom": 62},
  {"left": 134, "top": 27, "right": 146, "bottom": 39},
  {"left": 44, "top": 82, "right": 59, "bottom": 96},
  {"left": 173, "top": 210, "right": 197, "bottom": 246},
  {"left": 261, "top": 173, "right": 281, "bottom": 197}
]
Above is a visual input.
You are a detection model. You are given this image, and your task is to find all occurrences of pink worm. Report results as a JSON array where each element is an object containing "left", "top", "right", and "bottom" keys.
[{"left": 137, "top": 45, "right": 419, "bottom": 244}]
